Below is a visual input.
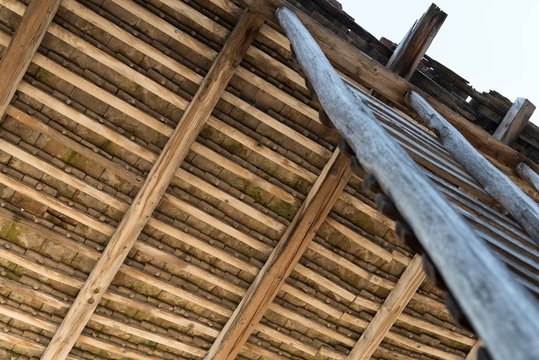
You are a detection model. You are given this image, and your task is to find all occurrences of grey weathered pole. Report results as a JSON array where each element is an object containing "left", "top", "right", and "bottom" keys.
[
  {"left": 276, "top": 7, "right": 539, "bottom": 360},
  {"left": 408, "top": 91, "right": 539, "bottom": 242}
]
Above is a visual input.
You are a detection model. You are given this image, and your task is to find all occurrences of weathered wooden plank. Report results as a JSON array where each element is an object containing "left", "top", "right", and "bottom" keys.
[
  {"left": 408, "top": 91, "right": 539, "bottom": 242},
  {"left": 517, "top": 162, "right": 539, "bottom": 192},
  {"left": 40, "top": 11, "right": 263, "bottom": 360},
  {"left": 277, "top": 8, "right": 539, "bottom": 360},
  {"left": 493, "top": 98, "right": 536, "bottom": 145},
  {"left": 205, "top": 150, "right": 353, "bottom": 359},
  {"left": 386, "top": 3, "right": 446, "bottom": 79},
  {"left": 0, "top": 0, "right": 60, "bottom": 118},
  {"left": 347, "top": 255, "right": 425, "bottom": 359}
]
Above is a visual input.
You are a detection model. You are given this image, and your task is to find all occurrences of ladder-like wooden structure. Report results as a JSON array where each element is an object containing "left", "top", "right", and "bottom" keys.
[
  {"left": 276, "top": 6, "right": 538, "bottom": 360},
  {"left": 0, "top": 1, "right": 536, "bottom": 360}
]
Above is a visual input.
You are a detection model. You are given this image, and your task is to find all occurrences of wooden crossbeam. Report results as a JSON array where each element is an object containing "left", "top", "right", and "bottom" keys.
[
  {"left": 40, "top": 11, "right": 263, "bottom": 360},
  {"left": 205, "top": 149, "right": 353, "bottom": 359},
  {"left": 386, "top": 3, "right": 446, "bottom": 79},
  {"left": 408, "top": 91, "right": 539, "bottom": 242},
  {"left": 493, "top": 98, "right": 536, "bottom": 145},
  {"left": 347, "top": 255, "right": 425, "bottom": 359},
  {"left": 0, "top": 0, "right": 60, "bottom": 119},
  {"left": 277, "top": 8, "right": 539, "bottom": 360}
]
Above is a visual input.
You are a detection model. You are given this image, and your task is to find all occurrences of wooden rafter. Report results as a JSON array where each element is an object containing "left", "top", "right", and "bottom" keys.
[
  {"left": 517, "top": 162, "right": 539, "bottom": 192},
  {"left": 386, "top": 3, "right": 446, "bottom": 80},
  {"left": 205, "top": 149, "right": 353, "bottom": 359},
  {"left": 41, "top": 11, "right": 263, "bottom": 360},
  {"left": 493, "top": 98, "right": 536, "bottom": 145},
  {"left": 347, "top": 255, "right": 425, "bottom": 359},
  {"left": 0, "top": 0, "right": 60, "bottom": 118}
]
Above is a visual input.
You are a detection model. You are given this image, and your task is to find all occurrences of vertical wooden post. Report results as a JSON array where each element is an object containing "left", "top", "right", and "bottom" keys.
[
  {"left": 386, "top": 3, "right": 446, "bottom": 79},
  {"left": 0, "top": 0, "right": 61, "bottom": 119},
  {"left": 347, "top": 255, "right": 425, "bottom": 360},
  {"left": 41, "top": 11, "right": 263, "bottom": 360},
  {"left": 493, "top": 98, "right": 536, "bottom": 145}
]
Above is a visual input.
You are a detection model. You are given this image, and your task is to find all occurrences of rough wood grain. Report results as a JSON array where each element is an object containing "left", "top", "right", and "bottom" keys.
[
  {"left": 205, "top": 150, "right": 353, "bottom": 359},
  {"left": 0, "top": 0, "right": 60, "bottom": 119},
  {"left": 517, "top": 162, "right": 539, "bottom": 192},
  {"left": 40, "top": 11, "right": 263, "bottom": 360},
  {"left": 231, "top": 0, "right": 539, "bottom": 175},
  {"left": 277, "top": 8, "right": 539, "bottom": 360},
  {"left": 386, "top": 3, "right": 446, "bottom": 79},
  {"left": 493, "top": 98, "right": 536, "bottom": 145},
  {"left": 347, "top": 255, "right": 425, "bottom": 359},
  {"left": 408, "top": 91, "right": 539, "bottom": 242}
]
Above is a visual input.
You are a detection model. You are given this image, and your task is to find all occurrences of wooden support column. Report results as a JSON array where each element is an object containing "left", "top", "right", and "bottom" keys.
[
  {"left": 386, "top": 3, "right": 446, "bottom": 79},
  {"left": 0, "top": 0, "right": 60, "bottom": 119},
  {"left": 347, "top": 255, "right": 425, "bottom": 360},
  {"left": 493, "top": 98, "right": 536, "bottom": 145},
  {"left": 407, "top": 91, "right": 539, "bottom": 241},
  {"left": 516, "top": 163, "right": 539, "bottom": 192},
  {"left": 277, "top": 8, "right": 539, "bottom": 360},
  {"left": 41, "top": 11, "right": 263, "bottom": 360},
  {"left": 205, "top": 149, "right": 353, "bottom": 359}
]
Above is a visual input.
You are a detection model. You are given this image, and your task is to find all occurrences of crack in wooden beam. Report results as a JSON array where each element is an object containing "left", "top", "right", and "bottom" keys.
[
  {"left": 347, "top": 254, "right": 426, "bottom": 360},
  {"left": 40, "top": 10, "right": 263, "bottom": 360},
  {"left": 0, "top": 0, "right": 60, "bottom": 119},
  {"left": 205, "top": 149, "right": 353, "bottom": 359}
]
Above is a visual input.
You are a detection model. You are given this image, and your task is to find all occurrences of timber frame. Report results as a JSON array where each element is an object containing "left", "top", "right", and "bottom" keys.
[{"left": 0, "top": 1, "right": 536, "bottom": 360}]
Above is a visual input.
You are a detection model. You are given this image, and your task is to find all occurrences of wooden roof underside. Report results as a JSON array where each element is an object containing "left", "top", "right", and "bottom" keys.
[{"left": 0, "top": 0, "right": 536, "bottom": 359}]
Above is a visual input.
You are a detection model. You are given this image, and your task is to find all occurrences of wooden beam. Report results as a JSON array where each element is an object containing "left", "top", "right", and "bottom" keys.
[
  {"left": 407, "top": 91, "right": 539, "bottom": 241},
  {"left": 347, "top": 255, "right": 425, "bottom": 360},
  {"left": 205, "top": 149, "right": 353, "bottom": 359},
  {"left": 0, "top": 0, "right": 60, "bottom": 119},
  {"left": 40, "top": 11, "right": 263, "bottom": 360},
  {"left": 386, "top": 3, "right": 446, "bottom": 79},
  {"left": 277, "top": 8, "right": 539, "bottom": 360},
  {"left": 465, "top": 341, "right": 482, "bottom": 360},
  {"left": 516, "top": 162, "right": 539, "bottom": 192},
  {"left": 493, "top": 98, "right": 536, "bottom": 145},
  {"left": 231, "top": 0, "right": 539, "bottom": 175}
]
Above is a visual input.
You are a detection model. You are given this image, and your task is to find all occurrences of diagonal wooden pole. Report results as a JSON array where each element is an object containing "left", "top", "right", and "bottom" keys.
[
  {"left": 347, "top": 255, "right": 425, "bottom": 359},
  {"left": 205, "top": 149, "right": 353, "bottom": 359},
  {"left": 0, "top": 0, "right": 61, "bottom": 119},
  {"left": 41, "top": 11, "right": 263, "bottom": 360}
]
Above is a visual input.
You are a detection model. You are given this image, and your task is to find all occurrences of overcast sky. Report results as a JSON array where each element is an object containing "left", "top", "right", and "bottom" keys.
[{"left": 339, "top": 0, "right": 539, "bottom": 124}]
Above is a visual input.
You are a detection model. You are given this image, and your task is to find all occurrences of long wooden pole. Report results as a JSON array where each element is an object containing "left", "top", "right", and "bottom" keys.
[
  {"left": 517, "top": 162, "right": 539, "bottom": 192},
  {"left": 0, "top": 0, "right": 61, "bottom": 119},
  {"left": 277, "top": 7, "right": 539, "bottom": 360},
  {"left": 407, "top": 91, "right": 539, "bottom": 242},
  {"left": 41, "top": 11, "right": 263, "bottom": 360},
  {"left": 205, "top": 150, "right": 352, "bottom": 359}
]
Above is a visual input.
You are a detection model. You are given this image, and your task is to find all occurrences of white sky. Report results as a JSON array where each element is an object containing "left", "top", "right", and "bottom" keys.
[{"left": 338, "top": 0, "right": 539, "bottom": 124}]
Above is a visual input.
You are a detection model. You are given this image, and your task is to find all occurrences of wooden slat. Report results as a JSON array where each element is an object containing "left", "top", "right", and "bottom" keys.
[
  {"left": 386, "top": 3, "right": 446, "bottom": 79},
  {"left": 347, "top": 255, "right": 425, "bottom": 359},
  {"left": 493, "top": 98, "right": 536, "bottom": 145},
  {"left": 277, "top": 8, "right": 539, "bottom": 360},
  {"left": 0, "top": 0, "right": 60, "bottom": 118},
  {"left": 205, "top": 150, "right": 353, "bottom": 359},
  {"left": 408, "top": 91, "right": 539, "bottom": 242},
  {"left": 40, "top": 11, "right": 263, "bottom": 360}
]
